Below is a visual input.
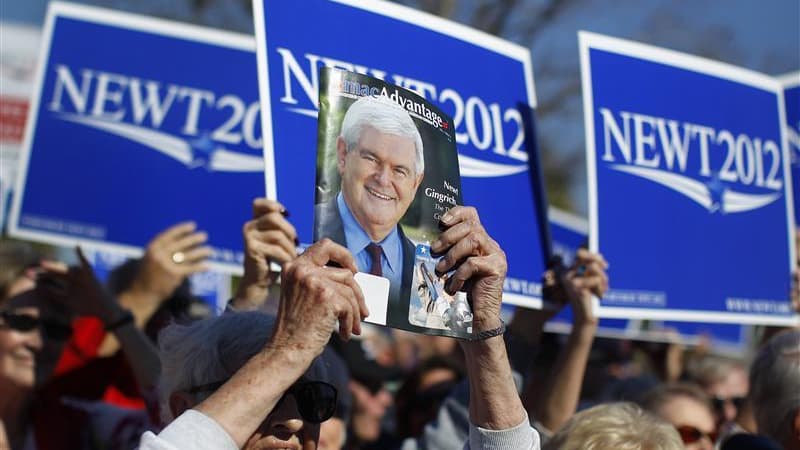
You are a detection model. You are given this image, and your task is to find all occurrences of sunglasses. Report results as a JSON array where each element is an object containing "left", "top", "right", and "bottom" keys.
[
  {"left": 711, "top": 395, "right": 746, "bottom": 412},
  {"left": 676, "top": 425, "right": 718, "bottom": 445},
  {"left": 190, "top": 380, "right": 337, "bottom": 424},
  {"left": 0, "top": 311, "right": 73, "bottom": 340}
]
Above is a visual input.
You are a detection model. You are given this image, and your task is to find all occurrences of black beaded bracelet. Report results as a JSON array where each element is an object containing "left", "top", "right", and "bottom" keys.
[
  {"left": 467, "top": 319, "right": 506, "bottom": 341},
  {"left": 104, "top": 310, "right": 134, "bottom": 332}
]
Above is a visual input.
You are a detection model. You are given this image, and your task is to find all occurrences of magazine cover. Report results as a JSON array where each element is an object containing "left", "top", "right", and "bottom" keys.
[{"left": 315, "top": 67, "right": 473, "bottom": 338}]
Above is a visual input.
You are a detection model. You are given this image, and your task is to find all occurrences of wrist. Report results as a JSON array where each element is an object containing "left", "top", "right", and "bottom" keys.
[
  {"left": 472, "top": 315, "right": 502, "bottom": 333},
  {"left": 570, "top": 320, "right": 598, "bottom": 345},
  {"left": 234, "top": 282, "right": 269, "bottom": 306},
  {"left": 103, "top": 308, "right": 134, "bottom": 331},
  {"left": 123, "top": 282, "right": 165, "bottom": 306},
  {"left": 573, "top": 316, "right": 599, "bottom": 329},
  {"left": 261, "top": 340, "right": 319, "bottom": 377}
]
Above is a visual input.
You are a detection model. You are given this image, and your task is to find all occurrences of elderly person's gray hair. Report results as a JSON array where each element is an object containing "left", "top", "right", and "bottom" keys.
[
  {"left": 749, "top": 330, "right": 800, "bottom": 446},
  {"left": 157, "top": 311, "right": 327, "bottom": 423},
  {"left": 339, "top": 94, "right": 425, "bottom": 175},
  {"left": 543, "top": 402, "right": 683, "bottom": 450}
]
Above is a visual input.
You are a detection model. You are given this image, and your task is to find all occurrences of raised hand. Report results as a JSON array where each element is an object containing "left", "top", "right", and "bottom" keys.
[
  {"left": 430, "top": 206, "right": 506, "bottom": 331},
  {"left": 269, "top": 239, "right": 368, "bottom": 358},
  {"left": 234, "top": 198, "right": 298, "bottom": 308},
  {"left": 37, "top": 247, "right": 123, "bottom": 323},
  {"left": 130, "top": 221, "right": 211, "bottom": 301},
  {"left": 562, "top": 248, "right": 608, "bottom": 326}
]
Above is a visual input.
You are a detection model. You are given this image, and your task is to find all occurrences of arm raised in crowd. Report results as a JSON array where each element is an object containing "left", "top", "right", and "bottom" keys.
[
  {"left": 99, "top": 221, "right": 211, "bottom": 357},
  {"left": 39, "top": 247, "right": 161, "bottom": 391},
  {"left": 190, "top": 239, "right": 368, "bottom": 447},
  {"left": 230, "top": 198, "right": 298, "bottom": 311},
  {"left": 525, "top": 249, "right": 608, "bottom": 434},
  {"left": 431, "top": 206, "right": 540, "bottom": 450}
]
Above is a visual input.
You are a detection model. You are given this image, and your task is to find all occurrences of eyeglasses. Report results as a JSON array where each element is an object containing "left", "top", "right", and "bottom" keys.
[
  {"left": 676, "top": 425, "right": 718, "bottom": 445},
  {"left": 711, "top": 396, "right": 746, "bottom": 412},
  {"left": 0, "top": 310, "right": 73, "bottom": 340},
  {"left": 189, "top": 380, "right": 338, "bottom": 424}
]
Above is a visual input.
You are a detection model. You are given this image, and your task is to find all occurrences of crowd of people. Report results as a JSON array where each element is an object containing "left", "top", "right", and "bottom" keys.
[
  {"left": 0, "top": 197, "right": 798, "bottom": 450},
  {"left": 1, "top": 86, "right": 799, "bottom": 450}
]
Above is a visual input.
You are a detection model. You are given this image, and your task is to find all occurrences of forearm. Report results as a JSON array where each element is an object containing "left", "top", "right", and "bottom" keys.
[
  {"left": 460, "top": 328, "right": 525, "bottom": 430},
  {"left": 111, "top": 323, "right": 162, "bottom": 391},
  {"left": 194, "top": 346, "right": 312, "bottom": 447},
  {"left": 531, "top": 321, "right": 596, "bottom": 432},
  {"left": 98, "top": 289, "right": 162, "bottom": 356},
  {"left": 96, "top": 302, "right": 162, "bottom": 392}
]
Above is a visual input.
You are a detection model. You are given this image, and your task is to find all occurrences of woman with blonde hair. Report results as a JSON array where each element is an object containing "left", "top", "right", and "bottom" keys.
[{"left": 544, "top": 402, "right": 683, "bottom": 450}]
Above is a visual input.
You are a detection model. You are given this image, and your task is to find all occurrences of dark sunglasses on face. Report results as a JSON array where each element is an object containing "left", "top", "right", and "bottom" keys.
[
  {"left": 189, "top": 380, "right": 338, "bottom": 424},
  {"left": 0, "top": 310, "right": 73, "bottom": 340},
  {"left": 676, "top": 425, "right": 718, "bottom": 445},
  {"left": 711, "top": 395, "right": 746, "bottom": 412}
]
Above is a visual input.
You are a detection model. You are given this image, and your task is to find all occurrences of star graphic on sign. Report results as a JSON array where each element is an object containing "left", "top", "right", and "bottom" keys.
[
  {"left": 188, "top": 132, "right": 216, "bottom": 169},
  {"left": 706, "top": 175, "right": 726, "bottom": 214}
]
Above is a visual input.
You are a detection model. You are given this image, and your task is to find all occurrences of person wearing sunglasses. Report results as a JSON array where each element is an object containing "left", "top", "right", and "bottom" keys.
[
  {"left": 684, "top": 355, "right": 750, "bottom": 431},
  {"left": 141, "top": 207, "right": 540, "bottom": 450},
  {"left": 0, "top": 241, "right": 67, "bottom": 450},
  {"left": 1, "top": 241, "right": 163, "bottom": 450},
  {"left": 641, "top": 383, "right": 718, "bottom": 450}
]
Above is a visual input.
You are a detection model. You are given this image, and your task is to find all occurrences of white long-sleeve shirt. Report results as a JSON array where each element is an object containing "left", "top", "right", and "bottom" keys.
[{"left": 139, "top": 409, "right": 540, "bottom": 450}]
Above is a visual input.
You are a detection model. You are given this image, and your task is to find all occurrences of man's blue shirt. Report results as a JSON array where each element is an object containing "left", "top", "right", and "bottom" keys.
[{"left": 337, "top": 192, "right": 403, "bottom": 300}]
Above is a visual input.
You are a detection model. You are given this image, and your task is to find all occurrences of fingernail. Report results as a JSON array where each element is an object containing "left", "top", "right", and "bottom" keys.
[
  {"left": 441, "top": 213, "right": 452, "bottom": 224},
  {"left": 280, "top": 209, "right": 290, "bottom": 217}
]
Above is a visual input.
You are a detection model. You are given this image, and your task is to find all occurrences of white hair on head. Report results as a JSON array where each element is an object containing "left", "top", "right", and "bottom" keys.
[
  {"left": 543, "top": 402, "right": 683, "bottom": 450},
  {"left": 749, "top": 330, "right": 800, "bottom": 446},
  {"left": 339, "top": 94, "right": 425, "bottom": 175},
  {"left": 156, "top": 311, "right": 327, "bottom": 423}
]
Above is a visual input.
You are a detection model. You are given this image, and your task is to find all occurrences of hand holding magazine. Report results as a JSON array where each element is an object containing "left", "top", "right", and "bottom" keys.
[{"left": 314, "top": 67, "right": 475, "bottom": 338}]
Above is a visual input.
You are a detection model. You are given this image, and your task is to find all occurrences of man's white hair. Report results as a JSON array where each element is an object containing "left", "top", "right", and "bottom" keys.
[
  {"left": 543, "top": 402, "right": 683, "bottom": 450},
  {"left": 340, "top": 94, "right": 425, "bottom": 175},
  {"left": 749, "top": 330, "right": 800, "bottom": 446},
  {"left": 157, "top": 311, "right": 327, "bottom": 423}
]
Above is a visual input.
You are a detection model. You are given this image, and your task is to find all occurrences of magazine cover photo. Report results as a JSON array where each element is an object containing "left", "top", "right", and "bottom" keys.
[{"left": 314, "top": 67, "right": 474, "bottom": 338}]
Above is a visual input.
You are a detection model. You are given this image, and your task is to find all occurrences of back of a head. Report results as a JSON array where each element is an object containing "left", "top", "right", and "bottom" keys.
[
  {"left": 157, "top": 311, "right": 328, "bottom": 423},
  {"left": 543, "top": 402, "right": 683, "bottom": 450},
  {"left": 749, "top": 329, "right": 800, "bottom": 447}
]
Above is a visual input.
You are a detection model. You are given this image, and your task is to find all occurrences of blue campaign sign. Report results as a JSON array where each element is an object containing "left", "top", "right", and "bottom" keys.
[
  {"left": 660, "top": 321, "right": 749, "bottom": 356},
  {"left": 548, "top": 207, "right": 750, "bottom": 352},
  {"left": 580, "top": 32, "right": 797, "bottom": 325},
  {"left": 782, "top": 72, "right": 800, "bottom": 226},
  {"left": 253, "top": 0, "right": 549, "bottom": 308},
  {"left": 9, "top": 3, "right": 264, "bottom": 274}
]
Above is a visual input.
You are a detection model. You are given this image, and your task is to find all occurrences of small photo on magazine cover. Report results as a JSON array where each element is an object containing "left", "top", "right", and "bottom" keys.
[
  {"left": 408, "top": 244, "right": 474, "bottom": 334},
  {"left": 314, "top": 67, "right": 464, "bottom": 336}
]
